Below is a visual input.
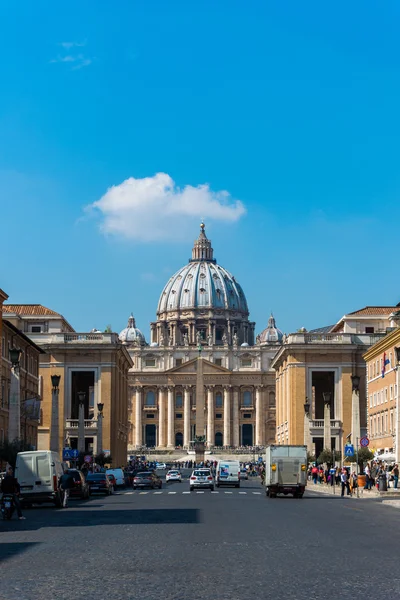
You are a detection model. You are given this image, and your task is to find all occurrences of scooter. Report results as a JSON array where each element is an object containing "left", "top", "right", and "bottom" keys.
[{"left": 1, "top": 494, "right": 15, "bottom": 520}]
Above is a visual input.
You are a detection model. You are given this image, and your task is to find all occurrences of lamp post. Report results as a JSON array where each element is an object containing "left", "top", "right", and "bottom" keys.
[
  {"left": 50, "top": 374, "right": 61, "bottom": 453},
  {"left": 97, "top": 402, "right": 104, "bottom": 457},
  {"left": 8, "top": 347, "right": 22, "bottom": 442},
  {"left": 322, "top": 391, "right": 332, "bottom": 454},
  {"left": 395, "top": 348, "right": 400, "bottom": 463},
  {"left": 351, "top": 374, "right": 361, "bottom": 498},
  {"left": 303, "top": 397, "right": 312, "bottom": 456},
  {"left": 77, "top": 391, "right": 86, "bottom": 453}
]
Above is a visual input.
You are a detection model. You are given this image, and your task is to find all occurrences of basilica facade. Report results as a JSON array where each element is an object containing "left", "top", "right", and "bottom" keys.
[{"left": 120, "top": 224, "right": 283, "bottom": 450}]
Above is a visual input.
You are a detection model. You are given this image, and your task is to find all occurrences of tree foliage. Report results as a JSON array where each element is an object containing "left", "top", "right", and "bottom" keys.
[
  {"left": 95, "top": 452, "right": 112, "bottom": 467},
  {"left": 344, "top": 447, "right": 374, "bottom": 473},
  {"left": 0, "top": 438, "right": 34, "bottom": 469},
  {"left": 317, "top": 448, "right": 342, "bottom": 466}
]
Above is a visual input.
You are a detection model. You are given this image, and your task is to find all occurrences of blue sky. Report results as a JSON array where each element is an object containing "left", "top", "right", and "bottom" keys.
[{"left": 1, "top": 1, "right": 400, "bottom": 337}]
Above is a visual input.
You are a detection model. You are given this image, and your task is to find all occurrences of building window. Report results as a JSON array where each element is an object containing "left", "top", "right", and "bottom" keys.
[
  {"left": 385, "top": 388, "right": 388, "bottom": 403},
  {"left": 31, "top": 326, "right": 41, "bottom": 333},
  {"left": 145, "top": 391, "right": 156, "bottom": 406},
  {"left": 216, "top": 329, "right": 223, "bottom": 342},
  {"left": 369, "top": 395, "right": 373, "bottom": 408},
  {"left": 175, "top": 358, "right": 183, "bottom": 367},
  {"left": 390, "top": 385, "right": 393, "bottom": 400},
  {"left": 215, "top": 392, "right": 223, "bottom": 408},
  {"left": 216, "top": 413, "right": 222, "bottom": 419},
  {"left": 147, "top": 414, "right": 155, "bottom": 419},
  {"left": 243, "top": 413, "right": 252, "bottom": 419},
  {"left": 176, "top": 413, "right": 183, "bottom": 419},
  {"left": 242, "top": 391, "right": 252, "bottom": 407},
  {"left": 215, "top": 358, "right": 222, "bottom": 366},
  {"left": 365, "top": 327, "right": 374, "bottom": 334},
  {"left": 175, "top": 393, "right": 183, "bottom": 408},
  {"left": 145, "top": 358, "right": 156, "bottom": 367},
  {"left": 241, "top": 359, "right": 252, "bottom": 368}
]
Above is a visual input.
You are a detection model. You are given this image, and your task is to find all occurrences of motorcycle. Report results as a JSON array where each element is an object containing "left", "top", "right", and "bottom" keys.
[{"left": 1, "top": 494, "right": 15, "bottom": 520}]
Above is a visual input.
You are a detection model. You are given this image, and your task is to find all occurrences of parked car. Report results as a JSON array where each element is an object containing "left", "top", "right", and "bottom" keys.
[
  {"left": 106, "top": 468, "right": 125, "bottom": 487},
  {"left": 189, "top": 469, "right": 214, "bottom": 491},
  {"left": 156, "top": 462, "right": 167, "bottom": 470},
  {"left": 86, "top": 473, "right": 113, "bottom": 495},
  {"left": 240, "top": 469, "right": 249, "bottom": 481},
  {"left": 133, "top": 472, "right": 162, "bottom": 489},
  {"left": 107, "top": 474, "right": 117, "bottom": 490},
  {"left": 166, "top": 470, "right": 182, "bottom": 483},
  {"left": 65, "top": 469, "right": 90, "bottom": 499}
]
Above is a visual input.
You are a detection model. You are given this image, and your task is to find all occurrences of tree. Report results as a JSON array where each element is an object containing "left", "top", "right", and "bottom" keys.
[
  {"left": 307, "top": 451, "right": 316, "bottom": 464},
  {"left": 95, "top": 452, "right": 112, "bottom": 467},
  {"left": 344, "top": 447, "right": 374, "bottom": 474},
  {"left": 104, "top": 325, "right": 112, "bottom": 333},
  {"left": 317, "top": 448, "right": 341, "bottom": 466},
  {"left": 0, "top": 438, "right": 34, "bottom": 469}
]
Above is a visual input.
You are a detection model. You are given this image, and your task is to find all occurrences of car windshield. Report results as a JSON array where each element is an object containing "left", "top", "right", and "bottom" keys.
[
  {"left": 168, "top": 471, "right": 179, "bottom": 474},
  {"left": 87, "top": 474, "right": 106, "bottom": 480},
  {"left": 194, "top": 470, "right": 210, "bottom": 476},
  {"left": 136, "top": 472, "right": 152, "bottom": 478}
]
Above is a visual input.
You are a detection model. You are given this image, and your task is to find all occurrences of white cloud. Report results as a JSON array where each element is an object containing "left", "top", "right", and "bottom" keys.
[
  {"left": 50, "top": 42, "right": 92, "bottom": 70},
  {"left": 87, "top": 172, "right": 246, "bottom": 242}
]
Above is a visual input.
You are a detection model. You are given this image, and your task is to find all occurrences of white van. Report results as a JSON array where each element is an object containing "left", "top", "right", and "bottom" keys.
[
  {"left": 215, "top": 460, "right": 241, "bottom": 488},
  {"left": 15, "top": 450, "right": 64, "bottom": 507},
  {"left": 106, "top": 468, "right": 126, "bottom": 487}
]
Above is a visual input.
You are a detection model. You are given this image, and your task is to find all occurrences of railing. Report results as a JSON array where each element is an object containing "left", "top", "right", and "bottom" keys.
[
  {"left": 298, "top": 333, "right": 387, "bottom": 345},
  {"left": 28, "top": 332, "right": 119, "bottom": 344},
  {"left": 310, "top": 419, "right": 342, "bottom": 428},
  {"left": 240, "top": 405, "right": 254, "bottom": 410},
  {"left": 65, "top": 419, "right": 98, "bottom": 429}
]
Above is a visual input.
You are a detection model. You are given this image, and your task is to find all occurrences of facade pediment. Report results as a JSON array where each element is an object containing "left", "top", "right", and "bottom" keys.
[{"left": 166, "top": 357, "right": 231, "bottom": 375}]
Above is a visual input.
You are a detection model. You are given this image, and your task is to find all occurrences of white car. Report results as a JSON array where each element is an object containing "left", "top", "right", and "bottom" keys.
[
  {"left": 156, "top": 462, "right": 167, "bottom": 470},
  {"left": 189, "top": 469, "right": 214, "bottom": 491},
  {"left": 166, "top": 470, "right": 182, "bottom": 483}
]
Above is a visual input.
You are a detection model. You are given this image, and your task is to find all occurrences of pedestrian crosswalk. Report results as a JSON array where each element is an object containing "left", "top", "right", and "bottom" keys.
[{"left": 122, "top": 490, "right": 263, "bottom": 496}]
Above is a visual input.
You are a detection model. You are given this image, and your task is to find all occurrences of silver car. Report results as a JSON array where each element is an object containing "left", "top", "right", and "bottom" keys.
[{"left": 189, "top": 469, "right": 214, "bottom": 491}]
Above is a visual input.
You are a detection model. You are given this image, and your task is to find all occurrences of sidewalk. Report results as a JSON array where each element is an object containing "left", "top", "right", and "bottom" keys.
[{"left": 307, "top": 482, "right": 381, "bottom": 499}]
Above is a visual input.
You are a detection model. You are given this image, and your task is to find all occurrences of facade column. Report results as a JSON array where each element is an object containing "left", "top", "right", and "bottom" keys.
[
  {"left": 78, "top": 401, "right": 85, "bottom": 453},
  {"left": 233, "top": 387, "right": 239, "bottom": 447},
  {"left": 50, "top": 384, "right": 60, "bottom": 453},
  {"left": 255, "top": 386, "right": 263, "bottom": 446},
  {"left": 158, "top": 387, "right": 166, "bottom": 448},
  {"left": 207, "top": 386, "right": 214, "bottom": 448},
  {"left": 8, "top": 365, "right": 21, "bottom": 442},
  {"left": 351, "top": 387, "right": 361, "bottom": 448},
  {"left": 223, "top": 386, "right": 231, "bottom": 446},
  {"left": 323, "top": 400, "right": 331, "bottom": 450},
  {"left": 135, "top": 387, "right": 143, "bottom": 447},
  {"left": 184, "top": 386, "right": 191, "bottom": 448},
  {"left": 167, "top": 386, "right": 174, "bottom": 448},
  {"left": 97, "top": 412, "right": 103, "bottom": 455}
]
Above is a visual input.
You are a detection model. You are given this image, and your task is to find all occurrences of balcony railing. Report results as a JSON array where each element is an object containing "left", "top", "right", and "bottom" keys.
[
  {"left": 28, "top": 332, "right": 119, "bottom": 345},
  {"left": 65, "top": 419, "right": 98, "bottom": 429},
  {"left": 310, "top": 419, "right": 342, "bottom": 429},
  {"left": 289, "top": 333, "right": 387, "bottom": 346},
  {"left": 240, "top": 404, "right": 254, "bottom": 410}
]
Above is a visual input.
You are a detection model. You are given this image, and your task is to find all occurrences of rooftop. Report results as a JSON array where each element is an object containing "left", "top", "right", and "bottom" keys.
[{"left": 347, "top": 306, "right": 400, "bottom": 316}]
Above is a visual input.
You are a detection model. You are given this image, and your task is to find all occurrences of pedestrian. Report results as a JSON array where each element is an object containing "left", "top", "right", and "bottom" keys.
[
  {"left": 393, "top": 464, "right": 399, "bottom": 489},
  {"left": 340, "top": 468, "right": 351, "bottom": 497},
  {"left": 59, "top": 471, "right": 75, "bottom": 508},
  {"left": 311, "top": 465, "right": 318, "bottom": 485},
  {"left": 0, "top": 467, "right": 25, "bottom": 520}
]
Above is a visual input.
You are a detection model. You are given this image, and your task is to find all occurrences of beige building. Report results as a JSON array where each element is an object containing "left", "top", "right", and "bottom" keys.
[
  {"left": 3, "top": 304, "right": 132, "bottom": 466},
  {"left": 271, "top": 305, "right": 399, "bottom": 459},
  {"left": 120, "top": 224, "right": 280, "bottom": 451},
  {"left": 363, "top": 310, "right": 400, "bottom": 460}
]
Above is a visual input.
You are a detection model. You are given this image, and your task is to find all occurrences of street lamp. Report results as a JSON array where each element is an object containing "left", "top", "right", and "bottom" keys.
[
  {"left": 9, "top": 347, "right": 22, "bottom": 367},
  {"left": 50, "top": 374, "right": 61, "bottom": 453},
  {"left": 97, "top": 402, "right": 104, "bottom": 414},
  {"left": 77, "top": 391, "right": 86, "bottom": 404},
  {"left": 351, "top": 374, "right": 360, "bottom": 392},
  {"left": 323, "top": 391, "right": 332, "bottom": 405},
  {"left": 8, "top": 347, "right": 22, "bottom": 441},
  {"left": 77, "top": 391, "right": 86, "bottom": 453},
  {"left": 304, "top": 398, "right": 310, "bottom": 416}
]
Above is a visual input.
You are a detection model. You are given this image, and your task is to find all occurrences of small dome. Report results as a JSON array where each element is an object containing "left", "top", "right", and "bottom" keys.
[
  {"left": 258, "top": 313, "right": 283, "bottom": 344},
  {"left": 150, "top": 342, "right": 159, "bottom": 347},
  {"left": 119, "top": 314, "right": 146, "bottom": 345},
  {"left": 241, "top": 342, "right": 249, "bottom": 347}
]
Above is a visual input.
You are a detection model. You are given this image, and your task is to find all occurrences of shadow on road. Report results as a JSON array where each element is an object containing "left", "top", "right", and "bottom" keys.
[
  {"left": 0, "top": 542, "right": 40, "bottom": 564},
  {"left": 0, "top": 508, "right": 201, "bottom": 532}
]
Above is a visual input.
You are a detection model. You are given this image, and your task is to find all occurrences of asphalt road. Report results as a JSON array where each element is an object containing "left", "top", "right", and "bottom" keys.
[{"left": 0, "top": 470, "right": 399, "bottom": 600}]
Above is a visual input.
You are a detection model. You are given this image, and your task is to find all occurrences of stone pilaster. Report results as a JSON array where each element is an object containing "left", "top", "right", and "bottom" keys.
[
  {"left": 184, "top": 386, "right": 191, "bottom": 448},
  {"left": 223, "top": 386, "right": 231, "bottom": 446},
  {"left": 207, "top": 386, "right": 214, "bottom": 448},
  {"left": 233, "top": 387, "right": 239, "bottom": 447},
  {"left": 135, "top": 387, "right": 143, "bottom": 447},
  {"left": 167, "top": 386, "right": 174, "bottom": 448}
]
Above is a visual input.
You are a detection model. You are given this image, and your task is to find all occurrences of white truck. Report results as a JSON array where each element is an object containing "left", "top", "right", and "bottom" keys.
[{"left": 264, "top": 445, "right": 307, "bottom": 498}]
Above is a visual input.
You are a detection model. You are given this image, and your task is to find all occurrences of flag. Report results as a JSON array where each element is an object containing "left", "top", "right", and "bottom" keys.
[{"left": 381, "top": 352, "right": 390, "bottom": 378}]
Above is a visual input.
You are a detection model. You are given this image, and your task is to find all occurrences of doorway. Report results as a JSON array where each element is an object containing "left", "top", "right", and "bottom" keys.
[
  {"left": 145, "top": 424, "right": 156, "bottom": 447},
  {"left": 175, "top": 432, "right": 183, "bottom": 447},
  {"left": 215, "top": 432, "right": 223, "bottom": 447},
  {"left": 241, "top": 424, "right": 253, "bottom": 446}
]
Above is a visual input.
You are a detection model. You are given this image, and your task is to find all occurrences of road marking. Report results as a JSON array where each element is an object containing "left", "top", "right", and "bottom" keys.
[
  {"left": 196, "top": 491, "right": 205, "bottom": 494},
  {"left": 125, "top": 492, "right": 134, "bottom": 495},
  {"left": 139, "top": 492, "right": 148, "bottom": 495},
  {"left": 211, "top": 491, "right": 219, "bottom": 494},
  {"left": 154, "top": 492, "right": 163, "bottom": 495},
  {"left": 225, "top": 492, "right": 233, "bottom": 494},
  {"left": 252, "top": 492, "right": 261, "bottom": 495},
  {"left": 182, "top": 491, "right": 190, "bottom": 494},
  {"left": 239, "top": 492, "right": 247, "bottom": 495},
  {"left": 168, "top": 492, "right": 177, "bottom": 495}
]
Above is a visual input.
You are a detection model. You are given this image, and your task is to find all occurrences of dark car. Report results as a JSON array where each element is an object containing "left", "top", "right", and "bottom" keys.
[
  {"left": 65, "top": 469, "right": 90, "bottom": 499},
  {"left": 133, "top": 471, "right": 162, "bottom": 490},
  {"left": 86, "top": 473, "right": 113, "bottom": 495}
]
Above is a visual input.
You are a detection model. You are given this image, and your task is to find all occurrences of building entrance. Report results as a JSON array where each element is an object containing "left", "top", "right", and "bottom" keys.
[
  {"left": 241, "top": 424, "right": 253, "bottom": 446},
  {"left": 145, "top": 424, "right": 156, "bottom": 447}
]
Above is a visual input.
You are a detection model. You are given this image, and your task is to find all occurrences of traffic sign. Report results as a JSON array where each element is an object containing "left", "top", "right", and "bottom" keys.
[
  {"left": 62, "top": 448, "right": 79, "bottom": 460},
  {"left": 258, "top": 456, "right": 263, "bottom": 463},
  {"left": 344, "top": 444, "right": 355, "bottom": 457},
  {"left": 360, "top": 436, "right": 370, "bottom": 448},
  {"left": 84, "top": 455, "right": 92, "bottom": 463}
]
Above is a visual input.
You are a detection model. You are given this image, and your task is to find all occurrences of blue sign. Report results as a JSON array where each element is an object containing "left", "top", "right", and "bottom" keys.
[
  {"left": 63, "top": 448, "right": 79, "bottom": 460},
  {"left": 258, "top": 457, "right": 263, "bottom": 463},
  {"left": 344, "top": 444, "right": 355, "bottom": 458}
]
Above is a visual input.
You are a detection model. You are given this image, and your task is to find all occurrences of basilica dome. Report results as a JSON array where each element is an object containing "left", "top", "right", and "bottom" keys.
[
  {"left": 119, "top": 314, "right": 146, "bottom": 346},
  {"left": 152, "top": 224, "right": 254, "bottom": 347},
  {"left": 257, "top": 314, "right": 283, "bottom": 344}
]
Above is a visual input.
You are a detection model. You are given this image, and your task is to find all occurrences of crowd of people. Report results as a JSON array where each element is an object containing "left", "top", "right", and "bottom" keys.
[{"left": 308, "top": 460, "right": 400, "bottom": 496}]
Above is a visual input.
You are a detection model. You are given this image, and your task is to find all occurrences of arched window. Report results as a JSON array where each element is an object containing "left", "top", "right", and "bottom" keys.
[
  {"left": 243, "top": 391, "right": 252, "bottom": 407},
  {"left": 216, "top": 392, "right": 223, "bottom": 408},
  {"left": 175, "top": 393, "right": 183, "bottom": 408},
  {"left": 145, "top": 390, "right": 156, "bottom": 406}
]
